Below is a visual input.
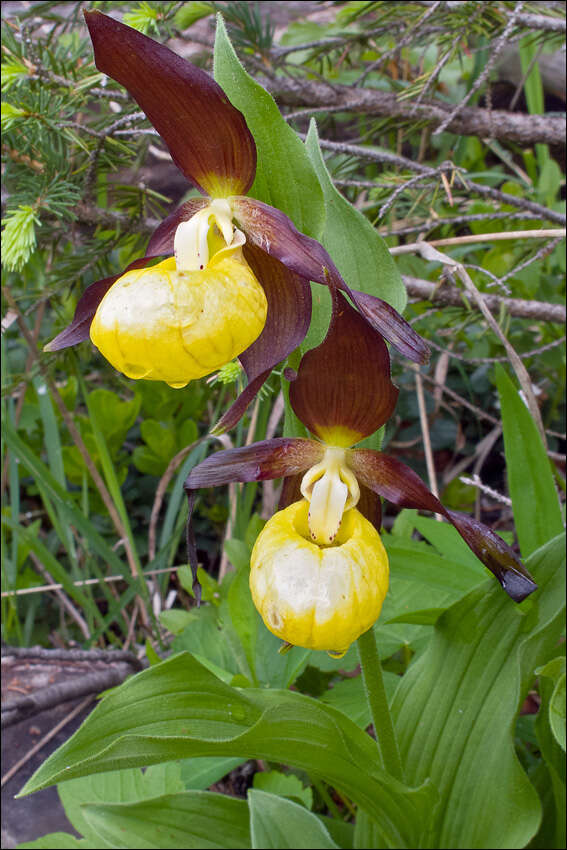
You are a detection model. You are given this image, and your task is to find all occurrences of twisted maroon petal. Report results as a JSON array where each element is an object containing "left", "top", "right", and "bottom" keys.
[
  {"left": 212, "top": 244, "right": 312, "bottom": 434},
  {"left": 232, "top": 197, "right": 429, "bottom": 363},
  {"left": 185, "top": 438, "right": 324, "bottom": 489},
  {"left": 357, "top": 485, "right": 383, "bottom": 533},
  {"left": 349, "top": 450, "right": 537, "bottom": 602}
]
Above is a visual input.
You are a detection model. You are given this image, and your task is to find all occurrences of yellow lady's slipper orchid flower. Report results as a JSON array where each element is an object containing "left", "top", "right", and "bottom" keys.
[
  {"left": 44, "top": 10, "right": 428, "bottom": 433},
  {"left": 89, "top": 224, "right": 267, "bottom": 387},
  {"left": 186, "top": 291, "right": 537, "bottom": 655},
  {"left": 250, "top": 499, "right": 388, "bottom": 655}
]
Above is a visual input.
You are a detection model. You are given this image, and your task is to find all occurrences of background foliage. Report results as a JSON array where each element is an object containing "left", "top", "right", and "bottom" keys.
[{"left": 1, "top": 2, "right": 565, "bottom": 849}]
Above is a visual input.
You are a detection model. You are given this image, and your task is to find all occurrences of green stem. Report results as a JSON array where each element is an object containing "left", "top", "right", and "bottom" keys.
[{"left": 357, "top": 628, "right": 404, "bottom": 782}]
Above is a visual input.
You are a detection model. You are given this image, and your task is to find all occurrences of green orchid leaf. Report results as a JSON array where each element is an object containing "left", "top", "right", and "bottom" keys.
[
  {"left": 81, "top": 791, "right": 251, "bottom": 849},
  {"left": 496, "top": 364, "right": 563, "bottom": 558},
  {"left": 537, "top": 656, "right": 566, "bottom": 753},
  {"left": 57, "top": 764, "right": 185, "bottom": 848},
  {"left": 252, "top": 770, "right": 313, "bottom": 809},
  {"left": 16, "top": 833, "right": 95, "bottom": 849},
  {"left": 549, "top": 672, "right": 566, "bottom": 753},
  {"left": 353, "top": 809, "right": 389, "bottom": 850},
  {"left": 534, "top": 657, "right": 566, "bottom": 849},
  {"left": 213, "top": 16, "right": 325, "bottom": 240},
  {"left": 227, "top": 565, "right": 258, "bottom": 684},
  {"left": 19, "top": 652, "right": 435, "bottom": 849},
  {"left": 303, "top": 119, "right": 406, "bottom": 352},
  {"left": 248, "top": 789, "right": 338, "bottom": 849},
  {"left": 321, "top": 670, "right": 400, "bottom": 730},
  {"left": 392, "top": 532, "right": 566, "bottom": 849},
  {"left": 179, "top": 757, "right": 246, "bottom": 791}
]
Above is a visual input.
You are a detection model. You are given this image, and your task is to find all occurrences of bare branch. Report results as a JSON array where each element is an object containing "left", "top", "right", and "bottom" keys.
[
  {"left": 267, "top": 76, "right": 566, "bottom": 146},
  {"left": 402, "top": 275, "right": 566, "bottom": 324},
  {"left": 512, "top": 11, "right": 566, "bottom": 32}
]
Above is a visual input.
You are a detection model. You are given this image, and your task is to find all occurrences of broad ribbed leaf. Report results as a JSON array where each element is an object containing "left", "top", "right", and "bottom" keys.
[
  {"left": 19, "top": 653, "right": 436, "bottom": 849},
  {"left": 84, "top": 11, "right": 256, "bottom": 197},
  {"left": 248, "top": 789, "right": 338, "bottom": 849},
  {"left": 304, "top": 120, "right": 406, "bottom": 353},
  {"left": 534, "top": 658, "right": 566, "bottom": 849},
  {"left": 213, "top": 16, "right": 324, "bottom": 239},
  {"left": 392, "top": 532, "right": 566, "bottom": 849},
  {"left": 496, "top": 364, "right": 564, "bottom": 558},
  {"left": 81, "top": 792, "right": 251, "bottom": 849},
  {"left": 289, "top": 291, "right": 398, "bottom": 446},
  {"left": 349, "top": 450, "right": 537, "bottom": 601},
  {"left": 57, "top": 764, "right": 184, "bottom": 848}
]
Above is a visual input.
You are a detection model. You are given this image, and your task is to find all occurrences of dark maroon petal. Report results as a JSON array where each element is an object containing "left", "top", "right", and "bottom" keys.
[
  {"left": 232, "top": 195, "right": 344, "bottom": 287},
  {"left": 445, "top": 509, "right": 537, "bottom": 602},
  {"left": 278, "top": 473, "right": 304, "bottom": 510},
  {"left": 211, "top": 369, "right": 271, "bottom": 436},
  {"left": 185, "top": 490, "right": 201, "bottom": 606},
  {"left": 146, "top": 198, "right": 208, "bottom": 256},
  {"left": 351, "top": 289, "right": 430, "bottom": 365},
  {"left": 289, "top": 290, "right": 398, "bottom": 446},
  {"left": 185, "top": 438, "right": 324, "bottom": 489},
  {"left": 349, "top": 450, "right": 537, "bottom": 602},
  {"left": 232, "top": 196, "right": 429, "bottom": 364},
  {"left": 212, "top": 243, "right": 312, "bottom": 434},
  {"left": 357, "top": 485, "right": 382, "bottom": 533},
  {"left": 43, "top": 256, "right": 156, "bottom": 352},
  {"left": 84, "top": 11, "right": 256, "bottom": 196}
]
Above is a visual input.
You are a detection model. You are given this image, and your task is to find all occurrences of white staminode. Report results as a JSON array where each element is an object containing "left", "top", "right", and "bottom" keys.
[
  {"left": 301, "top": 447, "right": 360, "bottom": 545},
  {"left": 174, "top": 198, "right": 235, "bottom": 272}
]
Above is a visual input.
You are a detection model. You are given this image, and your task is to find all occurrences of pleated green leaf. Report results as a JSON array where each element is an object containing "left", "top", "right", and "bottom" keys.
[
  {"left": 81, "top": 791, "right": 250, "bottom": 849},
  {"left": 303, "top": 120, "right": 406, "bottom": 353},
  {"left": 392, "top": 532, "right": 566, "bottom": 849},
  {"left": 58, "top": 764, "right": 185, "bottom": 847},
  {"left": 549, "top": 672, "right": 566, "bottom": 752},
  {"left": 496, "top": 364, "right": 563, "bottom": 558},
  {"left": 248, "top": 789, "right": 338, "bottom": 849},
  {"left": 213, "top": 16, "right": 324, "bottom": 240},
  {"left": 534, "top": 657, "right": 566, "bottom": 848},
  {"left": 16, "top": 833, "right": 95, "bottom": 849},
  {"left": 19, "top": 653, "right": 435, "bottom": 849}
]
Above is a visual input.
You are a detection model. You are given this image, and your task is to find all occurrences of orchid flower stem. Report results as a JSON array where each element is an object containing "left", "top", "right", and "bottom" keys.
[{"left": 357, "top": 628, "right": 405, "bottom": 783}]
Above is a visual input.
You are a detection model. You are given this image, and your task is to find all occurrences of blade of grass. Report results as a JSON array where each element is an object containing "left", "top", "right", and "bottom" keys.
[
  {"left": 32, "top": 376, "right": 78, "bottom": 573},
  {"left": 3, "top": 421, "right": 135, "bottom": 593},
  {"left": 2, "top": 286, "right": 150, "bottom": 630},
  {"left": 73, "top": 365, "right": 141, "bottom": 574},
  {"left": 2, "top": 514, "right": 101, "bottom": 622},
  {"left": 519, "top": 36, "right": 548, "bottom": 173}
]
